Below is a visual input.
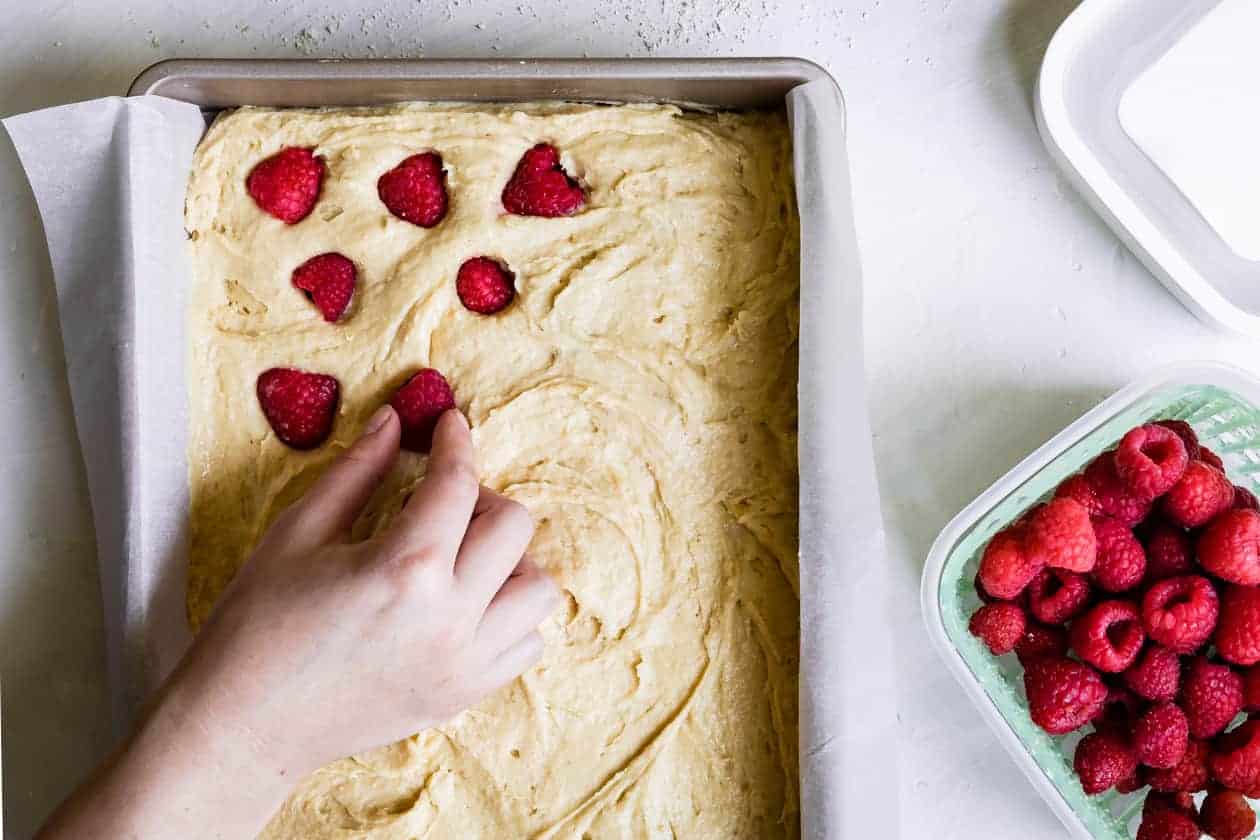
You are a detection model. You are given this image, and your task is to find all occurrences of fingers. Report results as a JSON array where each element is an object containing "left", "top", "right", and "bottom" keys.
[
  {"left": 474, "top": 562, "right": 562, "bottom": 656},
  {"left": 455, "top": 489, "right": 535, "bottom": 607},
  {"left": 471, "top": 630, "right": 545, "bottom": 696},
  {"left": 382, "top": 410, "right": 479, "bottom": 564},
  {"left": 274, "top": 405, "right": 400, "bottom": 549}
]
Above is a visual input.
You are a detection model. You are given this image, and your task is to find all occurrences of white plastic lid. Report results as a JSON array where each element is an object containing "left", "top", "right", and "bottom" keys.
[{"left": 1037, "top": 0, "right": 1260, "bottom": 337}]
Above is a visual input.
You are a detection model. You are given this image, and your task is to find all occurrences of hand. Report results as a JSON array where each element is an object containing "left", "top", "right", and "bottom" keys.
[{"left": 39, "top": 407, "right": 561, "bottom": 839}]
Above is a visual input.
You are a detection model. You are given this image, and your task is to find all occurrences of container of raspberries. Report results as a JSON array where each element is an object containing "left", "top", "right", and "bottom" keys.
[{"left": 923, "top": 362, "right": 1260, "bottom": 840}]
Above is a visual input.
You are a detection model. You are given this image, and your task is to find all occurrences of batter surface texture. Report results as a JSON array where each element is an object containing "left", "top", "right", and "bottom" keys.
[{"left": 185, "top": 101, "right": 800, "bottom": 839}]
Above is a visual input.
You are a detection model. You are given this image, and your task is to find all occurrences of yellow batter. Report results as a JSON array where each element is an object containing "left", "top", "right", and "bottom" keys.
[{"left": 185, "top": 101, "right": 801, "bottom": 839}]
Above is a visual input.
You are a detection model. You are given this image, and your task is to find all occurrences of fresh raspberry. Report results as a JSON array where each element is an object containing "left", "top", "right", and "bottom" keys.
[
  {"left": 1138, "top": 791, "right": 1202, "bottom": 840},
  {"left": 378, "top": 152, "right": 449, "bottom": 228},
  {"left": 978, "top": 526, "right": 1044, "bottom": 600},
  {"left": 1182, "top": 657, "right": 1245, "bottom": 739},
  {"left": 1210, "top": 719, "right": 1260, "bottom": 792},
  {"left": 291, "top": 252, "right": 356, "bottom": 322},
  {"left": 1014, "top": 622, "right": 1068, "bottom": 667},
  {"left": 389, "top": 368, "right": 457, "bottom": 454},
  {"left": 1074, "top": 730, "right": 1138, "bottom": 795},
  {"left": 1092, "top": 517, "right": 1147, "bottom": 592},
  {"left": 1134, "top": 703, "right": 1191, "bottom": 769},
  {"left": 1242, "top": 666, "right": 1260, "bottom": 713},
  {"left": 1142, "top": 575, "right": 1220, "bottom": 654},
  {"left": 255, "top": 368, "right": 339, "bottom": 450},
  {"left": 1027, "top": 568, "right": 1092, "bottom": 624},
  {"left": 1201, "top": 448, "right": 1227, "bottom": 472},
  {"left": 1216, "top": 584, "right": 1260, "bottom": 666},
  {"left": 1200, "top": 509, "right": 1260, "bottom": 585},
  {"left": 1125, "top": 645, "right": 1183, "bottom": 702},
  {"left": 1070, "top": 600, "right": 1146, "bottom": 672},
  {"left": 1200, "top": 788, "right": 1256, "bottom": 840},
  {"left": 1164, "top": 460, "right": 1237, "bottom": 529},
  {"left": 1116, "top": 424, "right": 1190, "bottom": 500},
  {"left": 1156, "top": 420, "right": 1202, "bottom": 460},
  {"left": 1023, "top": 656, "right": 1108, "bottom": 735},
  {"left": 245, "top": 147, "right": 324, "bottom": 224},
  {"left": 1026, "top": 498, "right": 1097, "bottom": 572},
  {"left": 1235, "top": 485, "right": 1260, "bottom": 511},
  {"left": 456, "top": 257, "right": 516, "bottom": 315},
  {"left": 1146, "top": 739, "right": 1212, "bottom": 793},
  {"left": 968, "top": 602, "right": 1026, "bottom": 655},
  {"left": 1145, "top": 520, "right": 1196, "bottom": 582},
  {"left": 1085, "top": 452, "right": 1156, "bottom": 526},
  {"left": 1056, "top": 473, "right": 1103, "bottom": 517},
  {"left": 501, "top": 143, "right": 586, "bottom": 217}
]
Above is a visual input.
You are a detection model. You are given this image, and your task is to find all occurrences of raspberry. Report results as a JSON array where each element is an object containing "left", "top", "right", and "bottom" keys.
[
  {"left": 1210, "top": 719, "right": 1260, "bottom": 792},
  {"left": 968, "top": 602, "right": 1026, "bottom": 655},
  {"left": 1116, "top": 424, "right": 1190, "bottom": 499},
  {"left": 1138, "top": 791, "right": 1201, "bottom": 840},
  {"left": 1027, "top": 568, "right": 1092, "bottom": 624},
  {"left": 1243, "top": 667, "right": 1260, "bottom": 713},
  {"left": 378, "top": 152, "right": 449, "bottom": 228},
  {"left": 1156, "top": 420, "right": 1202, "bottom": 460},
  {"left": 501, "top": 143, "right": 586, "bottom": 217},
  {"left": 1182, "top": 657, "right": 1245, "bottom": 739},
  {"left": 1200, "top": 788, "right": 1256, "bottom": 840},
  {"left": 978, "top": 526, "right": 1043, "bottom": 600},
  {"left": 1085, "top": 452, "right": 1155, "bottom": 526},
  {"left": 1217, "top": 584, "right": 1260, "bottom": 666},
  {"left": 389, "top": 368, "right": 457, "bottom": 453},
  {"left": 1014, "top": 622, "right": 1068, "bottom": 667},
  {"left": 1164, "top": 460, "right": 1236, "bottom": 529},
  {"left": 1201, "top": 448, "right": 1227, "bottom": 472},
  {"left": 1026, "top": 498, "right": 1097, "bottom": 572},
  {"left": 255, "top": 368, "right": 339, "bottom": 450},
  {"left": 1124, "top": 645, "right": 1183, "bottom": 702},
  {"left": 1235, "top": 485, "right": 1260, "bottom": 511},
  {"left": 1074, "top": 730, "right": 1138, "bottom": 795},
  {"left": 291, "top": 252, "right": 356, "bottom": 323},
  {"left": 1142, "top": 575, "right": 1220, "bottom": 654},
  {"left": 245, "top": 146, "right": 324, "bottom": 224},
  {"left": 1056, "top": 473, "right": 1103, "bottom": 517},
  {"left": 1145, "top": 520, "right": 1196, "bottom": 582},
  {"left": 1134, "top": 703, "right": 1191, "bottom": 769},
  {"left": 1200, "top": 509, "right": 1260, "bottom": 585},
  {"left": 1092, "top": 517, "right": 1147, "bottom": 592},
  {"left": 456, "top": 257, "right": 516, "bottom": 315},
  {"left": 1070, "top": 600, "right": 1146, "bottom": 672},
  {"left": 1146, "top": 739, "right": 1211, "bottom": 793},
  {"left": 1023, "top": 656, "right": 1108, "bottom": 735}
]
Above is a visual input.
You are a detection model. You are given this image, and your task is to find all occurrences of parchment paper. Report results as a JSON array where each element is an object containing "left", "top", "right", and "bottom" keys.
[{"left": 4, "top": 83, "right": 898, "bottom": 839}]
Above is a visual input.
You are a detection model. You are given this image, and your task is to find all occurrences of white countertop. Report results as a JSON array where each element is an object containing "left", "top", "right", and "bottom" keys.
[{"left": 2, "top": 1, "right": 1257, "bottom": 837}]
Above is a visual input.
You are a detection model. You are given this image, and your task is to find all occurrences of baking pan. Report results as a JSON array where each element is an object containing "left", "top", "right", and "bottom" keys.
[{"left": 116, "top": 57, "right": 892, "bottom": 839}]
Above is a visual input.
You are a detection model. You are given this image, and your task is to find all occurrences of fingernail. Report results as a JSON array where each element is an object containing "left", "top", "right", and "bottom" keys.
[
  {"left": 363, "top": 405, "right": 394, "bottom": 436},
  {"left": 447, "top": 408, "right": 469, "bottom": 430}
]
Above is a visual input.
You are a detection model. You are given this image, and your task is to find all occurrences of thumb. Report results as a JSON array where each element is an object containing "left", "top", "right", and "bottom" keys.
[{"left": 278, "top": 404, "right": 401, "bottom": 548}]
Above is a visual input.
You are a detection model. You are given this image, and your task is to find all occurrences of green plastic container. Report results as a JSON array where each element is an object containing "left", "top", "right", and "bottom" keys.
[{"left": 921, "top": 362, "right": 1260, "bottom": 839}]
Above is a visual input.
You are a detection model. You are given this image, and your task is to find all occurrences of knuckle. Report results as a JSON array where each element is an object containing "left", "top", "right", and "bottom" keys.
[
  {"left": 496, "top": 499, "right": 535, "bottom": 538},
  {"left": 430, "top": 459, "right": 478, "bottom": 497}
]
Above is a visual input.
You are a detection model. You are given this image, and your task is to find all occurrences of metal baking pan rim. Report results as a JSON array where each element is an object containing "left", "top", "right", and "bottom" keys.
[{"left": 126, "top": 56, "right": 842, "bottom": 116}]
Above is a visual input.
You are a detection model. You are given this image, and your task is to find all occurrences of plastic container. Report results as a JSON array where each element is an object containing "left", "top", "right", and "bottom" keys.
[
  {"left": 922, "top": 362, "right": 1260, "bottom": 839},
  {"left": 1036, "top": 0, "right": 1260, "bottom": 338}
]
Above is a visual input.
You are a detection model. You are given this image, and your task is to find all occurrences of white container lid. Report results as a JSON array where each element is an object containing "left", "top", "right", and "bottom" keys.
[{"left": 1037, "top": 0, "right": 1260, "bottom": 338}]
